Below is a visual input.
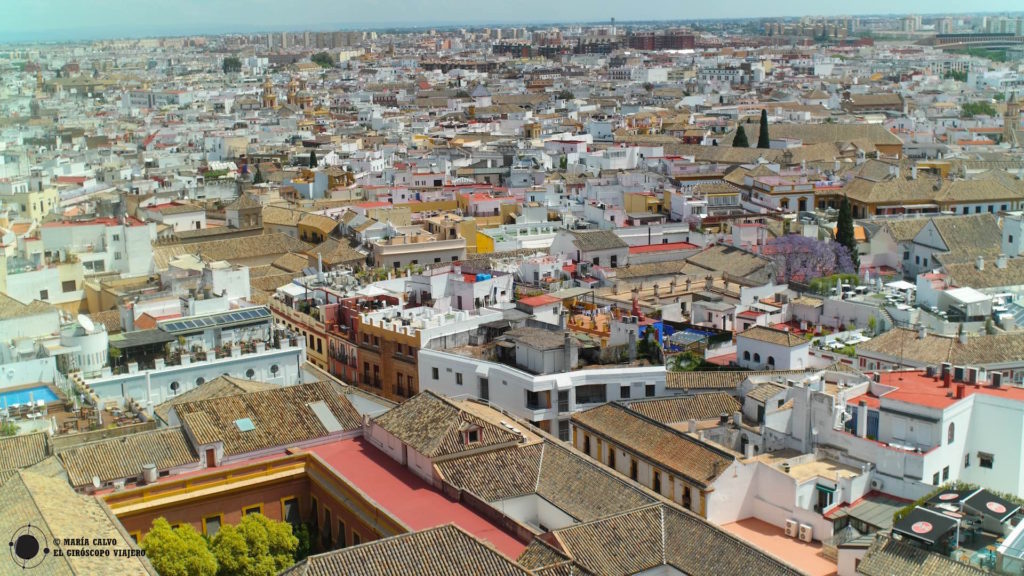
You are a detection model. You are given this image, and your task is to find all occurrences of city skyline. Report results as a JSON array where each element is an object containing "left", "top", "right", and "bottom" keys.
[{"left": 2, "top": 0, "right": 1024, "bottom": 43}]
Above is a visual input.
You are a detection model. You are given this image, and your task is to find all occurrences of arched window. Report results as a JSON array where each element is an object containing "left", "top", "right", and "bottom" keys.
[
  {"left": 743, "top": 351, "right": 751, "bottom": 361},
  {"left": 753, "top": 353, "right": 761, "bottom": 363},
  {"left": 767, "top": 356, "right": 775, "bottom": 366},
  {"left": 948, "top": 422, "right": 955, "bottom": 444}
]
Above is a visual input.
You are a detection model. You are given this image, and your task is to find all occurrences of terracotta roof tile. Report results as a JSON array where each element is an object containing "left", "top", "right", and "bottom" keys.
[
  {"left": 626, "top": 393, "right": 740, "bottom": 423},
  {"left": 372, "top": 391, "right": 521, "bottom": 459},
  {"left": 58, "top": 427, "right": 196, "bottom": 487},
  {"left": 175, "top": 381, "right": 361, "bottom": 456},
  {"left": 282, "top": 524, "right": 531, "bottom": 576},
  {"left": 571, "top": 403, "right": 733, "bottom": 487}
]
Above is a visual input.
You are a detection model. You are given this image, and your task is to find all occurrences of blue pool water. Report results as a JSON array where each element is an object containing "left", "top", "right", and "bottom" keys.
[{"left": 0, "top": 386, "right": 59, "bottom": 407}]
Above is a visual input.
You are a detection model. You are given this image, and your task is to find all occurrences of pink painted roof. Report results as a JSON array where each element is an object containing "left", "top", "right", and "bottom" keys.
[
  {"left": 847, "top": 370, "right": 1024, "bottom": 411},
  {"left": 517, "top": 294, "right": 561, "bottom": 307},
  {"left": 309, "top": 438, "right": 526, "bottom": 559}
]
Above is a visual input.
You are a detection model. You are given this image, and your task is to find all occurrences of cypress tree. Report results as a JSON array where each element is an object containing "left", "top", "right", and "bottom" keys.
[
  {"left": 308, "top": 149, "right": 317, "bottom": 168},
  {"left": 733, "top": 125, "right": 750, "bottom": 148},
  {"left": 253, "top": 166, "right": 264, "bottom": 184},
  {"left": 757, "top": 109, "right": 770, "bottom": 148},
  {"left": 837, "top": 195, "right": 859, "bottom": 268}
]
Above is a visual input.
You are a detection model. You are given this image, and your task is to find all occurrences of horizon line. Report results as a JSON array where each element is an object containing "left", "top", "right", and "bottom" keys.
[{"left": 4, "top": 10, "right": 1024, "bottom": 45}]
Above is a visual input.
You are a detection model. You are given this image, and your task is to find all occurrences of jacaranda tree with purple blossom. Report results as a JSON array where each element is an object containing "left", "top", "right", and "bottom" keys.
[{"left": 765, "top": 235, "right": 855, "bottom": 283}]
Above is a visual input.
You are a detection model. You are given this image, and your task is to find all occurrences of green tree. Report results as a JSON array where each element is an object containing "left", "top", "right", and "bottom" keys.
[
  {"left": 943, "top": 70, "right": 967, "bottom": 82},
  {"left": 253, "top": 166, "right": 264, "bottom": 185},
  {"left": 757, "top": 109, "right": 770, "bottom": 149},
  {"left": 308, "top": 149, "right": 317, "bottom": 168},
  {"left": 642, "top": 82, "right": 654, "bottom": 92},
  {"left": 733, "top": 124, "right": 750, "bottom": 148},
  {"left": 836, "top": 195, "right": 859, "bottom": 269},
  {"left": 556, "top": 89, "right": 574, "bottom": 101},
  {"left": 222, "top": 57, "right": 242, "bottom": 74},
  {"left": 141, "top": 518, "right": 218, "bottom": 576},
  {"left": 0, "top": 421, "right": 17, "bottom": 437},
  {"left": 210, "top": 514, "right": 299, "bottom": 576},
  {"left": 293, "top": 522, "right": 313, "bottom": 562},
  {"left": 994, "top": 93, "right": 1006, "bottom": 102},
  {"left": 310, "top": 52, "right": 334, "bottom": 68},
  {"left": 961, "top": 101, "right": 997, "bottom": 118}
]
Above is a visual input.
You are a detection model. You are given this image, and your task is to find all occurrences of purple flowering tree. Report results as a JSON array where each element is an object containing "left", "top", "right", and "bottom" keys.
[{"left": 765, "top": 235, "right": 855, "bottom": 283}]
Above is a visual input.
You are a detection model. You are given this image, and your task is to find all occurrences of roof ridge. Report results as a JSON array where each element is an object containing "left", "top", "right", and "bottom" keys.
[
  {"left": 659, "top": 505, "right": 667, "bottom": 566},
  {"left": 534, "top": 441, "right": 546, "bottom": 492}
]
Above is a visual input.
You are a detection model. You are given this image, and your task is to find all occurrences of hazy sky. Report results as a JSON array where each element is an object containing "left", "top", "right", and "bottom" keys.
[{"left": 2, "top": 0, "right": 1022, "bottom": 43}]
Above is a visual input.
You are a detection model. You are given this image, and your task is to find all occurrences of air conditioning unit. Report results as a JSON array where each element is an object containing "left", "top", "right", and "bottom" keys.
[
  {"left": 871, "top": 478, "right": 884, "bottom": 490},
  {"left": 785, "top": 519, "right": 799, "bottom": 538},
  {"left": 798, "top": 523, "right": 813, "bottom": 543}
]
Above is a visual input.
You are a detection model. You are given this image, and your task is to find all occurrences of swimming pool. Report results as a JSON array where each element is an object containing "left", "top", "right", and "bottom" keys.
[{"left": 0, "top": 386, "right": 59, "bottom": 408}]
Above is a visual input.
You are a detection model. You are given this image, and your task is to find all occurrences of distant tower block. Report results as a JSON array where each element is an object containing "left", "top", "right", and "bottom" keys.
[{"left": 610, "top": 17, "right": 616, "bottom": 35}]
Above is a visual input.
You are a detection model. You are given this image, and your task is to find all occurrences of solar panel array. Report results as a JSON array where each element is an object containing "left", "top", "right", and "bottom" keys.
[{"left": 160, "top": 307, "right": 271, "bottom": 333}]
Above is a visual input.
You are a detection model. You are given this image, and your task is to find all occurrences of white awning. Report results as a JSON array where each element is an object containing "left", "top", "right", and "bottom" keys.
[{"left": 885, "top": 280, "right": 915, "bottom": 291}]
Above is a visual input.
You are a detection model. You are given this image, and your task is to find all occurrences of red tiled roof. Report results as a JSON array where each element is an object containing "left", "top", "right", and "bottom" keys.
[
  {"left": 628, "top": 241, "right": 699, "bottom": 254},
  {"left": 309, "top": 438, "right": 526, "bottom": 559},
  {"left": 55, "top": 176, "right": 88, "bottom": 184}
]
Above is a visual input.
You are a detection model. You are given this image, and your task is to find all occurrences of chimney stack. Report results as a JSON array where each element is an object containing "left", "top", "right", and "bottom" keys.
[
  {"left": 943, "top": 371, "right": 952, "bottom": 388},
  {"left": 918, "top": 326, "right": 927, "bottom": 340},
  {"left": 955, "top": 383, "right": 966, "bottom": 400},
  {"left": 733, "top": 411, "right": 742, "bottom": 427},
  {"left": 857, "top": 400, "right": 868, "bottom": 438},
  {"left": 911, "top": 165, "right": 918, "bottom": 180},
  {"left": 959, "top": 331, "right": 968, "bottom": 346},
  {"left": 997, "top": 254, "right": 1008, "bottom": 269},
  {"left": 976, "top": 255, "right": 984, "bottom": 271},
  {"left": 688, "top": 418, "right": 698, "bottom": 433}
]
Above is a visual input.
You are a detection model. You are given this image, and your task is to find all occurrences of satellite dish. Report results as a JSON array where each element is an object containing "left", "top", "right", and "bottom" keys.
[{"left": 77, "top": 314, "right": 96, "bottom": 333}]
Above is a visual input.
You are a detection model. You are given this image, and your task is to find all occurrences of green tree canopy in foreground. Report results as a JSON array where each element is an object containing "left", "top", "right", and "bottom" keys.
[
  {"left": 211, "top": 513, "right": 299, "bottom": 576},
  {"left": 140, "top": 518, "right": 217, "bottom": 576}
]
